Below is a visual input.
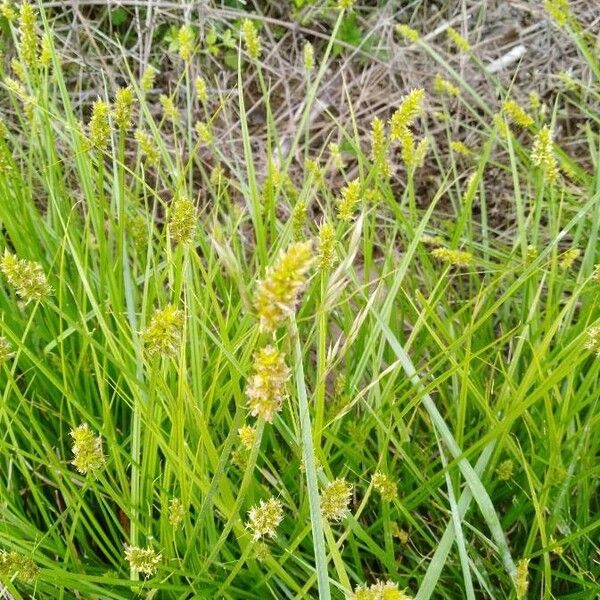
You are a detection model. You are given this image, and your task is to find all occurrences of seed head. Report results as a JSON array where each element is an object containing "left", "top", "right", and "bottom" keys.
[
  {"left": 450, "top": 140, "right": 471, "bottom": 155},
  {"left": 39, "top": 33, "right": 53, "bottom": 67},
  {"left": 124, "top": 545, "right": 161, "bottom": 577},
  {"left": 195, "top": 120, "right": 213, "bottom": 145},
  {"left": 559, "top": 247, "right": 579, "bottom": 270},
  {"left": 317, "top": 222, "right": 337, "bottom": 270},
  {"left": 168, "top": 497, "right": 186, "bottom": 529},
  {"left": 399, "top": 129, "right": 429, "bottom": 169},
  {"left": 195, "top": 76, "right": 208, "bottom": 103},
  {"left": 370, "top": 116, "right": 389, "bottom": 174},
  {"left": 446, "top": 26, "right": 470, "bottom": 52},
  {"left": 178, "top": 25, "right": 195, "bottom": 61},
  {"left": 291, "top": 201, "right": 307, "bottom": 240},
  {"left": 433, "top": 73, "right": 460, "bottom": 97},
  {"left": 70, "top": 423, "right": 105, "bottom": 476},
  {"left": 329, "top": 142, "right": 344, "bottom": 170},
  {"left": 502, "top": 100, "right": 534, "bottom": 129},
  {"left": 241, "top": 19, "right": 261, "bottom": 61},
  {"left": 531, "top": 125, "right": 558, "bottom": 183},
  {"left": 303, "top": 42, "right": 315, "bottom": 72},
  {"left": 1, "top": 1, "right": 17, "bottom": 21},
  {"left": 246, "top": 497, "right": 283, "bottom": 541},
  {"left": 496, "top": 459, "right": 514, "bottom": 481},
  {"left": 238, "top": 425, "right": 257, "bottom": 449},
  {"left": 389, "top": 89, "right": 425, "bottom": 141},
  {"left": 493, "top": 113, "right": 511, "bottom": 139},
  {"left": 337, "top": 178, "right": 361, "bottom": 221},
  {"left": 372, "top": 471, "right": 397, "bottom": 501},
  {"left": 18, "top": 2, "right": 38, "bottom": 70},
  {"left": 338, "top": 0, "right": 355, "bottom": 9},
  {"left": 430, "top": 247, "right": 474, "bottom": 268},
  {"left": 0, "top": 551, "right": 39, "bottom": 583},
  {"left": 169, "top": 196, "right": 198, "bottom": 245},
  {"left": 88, "top": 99, "right": 111, "bottom": 151},
  {"left": 135, "top": 129, "right": 160, "bottom": 167},
  {"left": 160, "top": 94, "right": 179, "bottom": 124},
  {"left": 0, "top": 337, "right": 13, "bottom": 366},
  {"left": 141, "top": 305, "right": 185, "bottom": 359},
  {"left": 584, "top": 326, "right": 600, "bottom": 357},
  {"left": 254, "top": 241, "right": 313, "bottom": 331},
  {"left": 351, "top": 580, "right": 413, "bottom": 600},
  {"left": 529, "top": 91, "right": 541, "bottom": 112},
  {"left": 1, "top": 251, "right": 52, "bottom": 303},
  {"left": 321, "top": 478, "right": 352, "bottom": 522},
  {"left": 140, "top": 65, "right": 157, "bottom": 94},
  {"left": 514, "top": 558, "right": 529, "bottom": 600},
  {"left": 395, "top": 23, "right": 420, "bottom": 43},
  {"left": 246, "top": 345, "right": 290, "bottom": 422},
  {"left": 113, "top": 87, "right": 135, "bottom": 131},
  {"left": 544, "top": 0, "right": 570, "bottom": 26}
]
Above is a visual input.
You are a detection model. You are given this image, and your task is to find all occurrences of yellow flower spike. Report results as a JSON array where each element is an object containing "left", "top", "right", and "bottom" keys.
[
  {"left": 433, "top": 73, "right": 460, "bottom": 97},
  {"left": 531, "top": 125, "right": 559, "bottom": 183},
  {"left": 178, "top": 24, "right": 194, "bottom": 61},
  {"left": 124, "top": 546, "right": 161, "bottom": 577},
  {"left": 88, "top": 99, "right": 111, "bottom": 151},
  {"left": 241, "top": 19, "right": 261, "bottom": 61},
  {"left": 113, "top": 87, "right": 135, "bottom": 131},
  {"left": 352, "top": 580, "right": 413, "bottom": 600},
  {"left": 559, "top": 247, "right": 579, "bottom": 270},
  {"left": 529, "top": 91, "right": 541, "bottom": 112},
  {"left": 254, "top": 241, "right": 313, "bottom": 331},
  {"left": 320, "top": 478, "right": 352, "bottom": 522},
  {"left": 389, "top": 89, "right": 425, "bottom": 140},
  {"left": 303, "top": 42, "right": 315, "bottom": 72},
  {"left": 514, "top": 558, "right": 530, "bottom": 600},
  {"left": 238, "top": 425, "right": 257, "bottom": 449},
  {"left": 372, "top": 471, "right": 397, "bottom": 501},
  {"left": 544, "top": 0, "right": 570, "bottom": 26},
  {"left": 493, "top": 113, "right": 511, "bottom": 139},
  {"left": 0, "top": 551, "right": 39, "bottom": 584},
  {"left": 329, "top": 142, "right": 344, "bottom": 170},
  {"left": 446, "top": 26, "right": 470, "bottom": 52},
  {"left": 39, "top": 33, "right": 52, "bottom": 67},
  {"left": 430, "top": 247, "right": 474, "bottom": 268},
  {"left": 195, "top": 76, "right": 208, "bottom": 103},
  {"left": 141, "top": 305, "right": 185, "bottom": 359},
  {"left": 18, "top": 1, "right": 38, "bottom": 70},
  {"left": 135, "top": 129, "right": 160, "bottom": 167},
  {"left": 502, "top": 100, "right": 534, "bottom": 129},
  {"left": 70, "top": 423, "right": 105, "bottom": 476},
  {"left": 160, "top": 94, "right": 179, "bottom": 124},
  {"left": 338, "top": 0, "right": 355, "bottom": 9},
  {"left": 317, "top": 222, "right": 337, "bottom": 270},
  {"left": 395, "top": 23, "right": 420, "bottom": 43},
  {"left": 1, "top": 0, "right": 17, "bottom": 21},
  {"left": 169, "top": 196, "right": 198, "bottom": 245},
  {"left": 0, "top": 336, "right": 13, "bottom": 365},
  {"left": 370, "top": 116, "right": 389, "bottom": 168},
  {"left": 337, "top": 178, "right": 361, "bottom": 221},
  {"left": 585, "top": 326, "right": 600, "bottom": 356},
  {"left": 246, "top": 497, "right": 283, "bottom": 541},
  {"left": 496, "top": 459, "right": 514, "bottom": 481},
  {"left": 0, "top": 250, "right": 52, "bottom": 303},
  {"left": 168, "top": 497, "right": 186, "bottom": 529},
  {"left": 450, "top": 140, "right": 471, "bottom": 155},
  {"left": 140, "top": 65, "right": 157, "bottom": 94},
  {"left": 195, "top": 120, "right": 213, "bottom": 145},
  {"left": 246, "top": 345, "right": 290, "bottom": 422}
]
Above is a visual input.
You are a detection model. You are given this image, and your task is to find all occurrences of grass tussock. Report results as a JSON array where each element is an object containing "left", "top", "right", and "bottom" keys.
[{"left": 0, "top": 0, "right": 598, "bottom": 598}]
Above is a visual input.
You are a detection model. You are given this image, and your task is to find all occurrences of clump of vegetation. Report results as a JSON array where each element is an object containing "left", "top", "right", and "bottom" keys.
[{"left": 0, "top": 1, "right": 598, "bottom": 598}]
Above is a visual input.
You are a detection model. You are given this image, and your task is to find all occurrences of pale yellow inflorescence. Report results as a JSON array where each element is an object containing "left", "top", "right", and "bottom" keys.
[
  {"left": 245, "top": 345, "right": 290, "bottom": 422},
  {"left": 125, "top": 546, "right": 161, "bottom": 577},
  {"left": 254, "top": 241, "right": 313, "bottom": 331},
  {"left": 141, "top": 305, "right": 185, "bottom": 359},
  {"left": 0, "top": 250, "right": 52, "bottom": 303},
  {"left": 350, "top": 580, "right": 413, "bottom": 600},
  {"left": 320, "top": 478, "right": 352, "bottom": 522},
  {"left": 246, "top": 497, "right": 284, "bottom": 541},
  {"left": 70, "top": 423, "right": 105, "bottom": 476}
]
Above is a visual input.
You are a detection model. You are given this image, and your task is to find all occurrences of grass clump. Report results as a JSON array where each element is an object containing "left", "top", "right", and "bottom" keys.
[{"left": 0, "top": 1, "right": 598, "bottom": 599}]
